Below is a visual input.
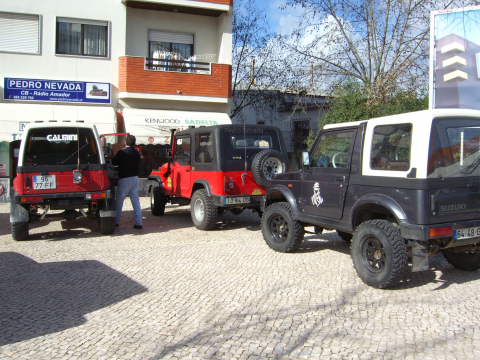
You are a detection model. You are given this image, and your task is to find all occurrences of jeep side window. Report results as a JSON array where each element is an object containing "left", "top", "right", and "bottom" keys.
[
  {"left": 370, "top": 124, "right": 411, "bottom": 171},
  {"left": 195, "top": 133, "right": 213, "bottom": 164},
  {"left": 174, "top": 136, "right": 191, "bottom": 166},
  {"left": 310, "top": 130, "right": 353, "bottom": 168}
]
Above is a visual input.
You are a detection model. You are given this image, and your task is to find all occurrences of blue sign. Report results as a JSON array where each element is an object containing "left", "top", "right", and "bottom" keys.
[{"left": 4, "top": 78, "right": 111, "bottom": 104}]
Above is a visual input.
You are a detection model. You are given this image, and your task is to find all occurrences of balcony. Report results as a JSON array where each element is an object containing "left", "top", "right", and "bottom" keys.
[
  {"left": 118, "top": 56, "right": 232, "bottom": 103},
  {"left": 122, "top": 0, "right": 232, "bottom": 17}
]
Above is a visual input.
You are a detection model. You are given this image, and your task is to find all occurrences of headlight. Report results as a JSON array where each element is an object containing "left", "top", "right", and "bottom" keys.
[{"left": 73, "top": 169, "right": 83, "bottom": 184}]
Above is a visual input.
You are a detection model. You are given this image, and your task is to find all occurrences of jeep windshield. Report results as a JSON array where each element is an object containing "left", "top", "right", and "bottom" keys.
[
  {"left": 428, "top": 117, "right": 480, "bottom": 178},
  {"left": 23, "top": 127, "right": 99, "bottom": 166},
  {"left": 223, "top": 128, "right": 281, "bottom": 160}
]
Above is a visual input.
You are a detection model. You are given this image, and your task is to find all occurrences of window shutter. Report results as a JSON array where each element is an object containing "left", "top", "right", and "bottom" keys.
[
  {"left": 0, "top": 12, "right": 40, "bottom": 53},
  {"left": 149, "top": 30, "right": 193, "bottom": 45},
  {"left": 57, "top": 17, "right": 108, "bottom": 27}
]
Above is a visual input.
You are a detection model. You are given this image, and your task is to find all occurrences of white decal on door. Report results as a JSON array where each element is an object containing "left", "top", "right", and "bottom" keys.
[{"left": 311, "top": 182, "right": 324, "bottom": 207}]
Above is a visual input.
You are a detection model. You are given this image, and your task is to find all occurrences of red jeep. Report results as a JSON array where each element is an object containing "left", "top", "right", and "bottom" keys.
[
  {"left": 148, "top": 125, "right": 289, "bottom": 230},
  {"left": 10, "top": 122, "right": 116, "bottom": 241}
]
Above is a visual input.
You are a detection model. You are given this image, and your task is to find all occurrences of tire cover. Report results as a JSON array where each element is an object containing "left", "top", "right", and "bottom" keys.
[{"left": 252, "top": 149, "right": 286, "bottom": 187}]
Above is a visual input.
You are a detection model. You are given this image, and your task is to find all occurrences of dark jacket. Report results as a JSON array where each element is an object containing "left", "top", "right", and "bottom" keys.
[{"left": 112, "top": 146, "right": 140, "bottom": 179}]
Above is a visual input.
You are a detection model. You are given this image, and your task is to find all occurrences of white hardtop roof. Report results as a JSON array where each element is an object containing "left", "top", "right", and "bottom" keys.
[
  {"left": 323, "top": 109, "right": 480, "bottom": 130},
  {"left": 24, "top": 121, "right": 97, "bottom": 130}
]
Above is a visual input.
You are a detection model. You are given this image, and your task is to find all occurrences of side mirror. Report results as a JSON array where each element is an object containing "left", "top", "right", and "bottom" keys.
[{"left": 302, "top": 152, "right": 310, "bottom": 166}]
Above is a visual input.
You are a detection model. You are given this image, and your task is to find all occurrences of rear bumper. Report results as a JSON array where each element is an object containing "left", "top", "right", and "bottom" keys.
[
  {"left": 10, "top": 189, "right": 115, "bottom": 222},
  {"left": 12, "top": 190, "right": 112, "bottom": 204},
  {"left": 400, "top": 220, "right": 480, "bottom": 246},
  {"left": 212, "top": 194, "right": 265, "bottom": 208}
]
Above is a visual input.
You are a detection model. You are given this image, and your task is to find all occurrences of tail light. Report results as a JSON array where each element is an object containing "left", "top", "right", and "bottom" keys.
[
  {"left": 429, "top": 226, "right": 452, "bottom": 238},
  {"left": 224, "top": 176, "right": 233, "bottom": 193},
  {"left": 21, "top": 196, "right": 42, "bottom": 203},
  {"left": 86, "top": 192, "right": 106, "bottom": 200}
]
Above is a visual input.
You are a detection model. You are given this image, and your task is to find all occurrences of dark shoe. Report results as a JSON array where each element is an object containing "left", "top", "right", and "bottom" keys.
[
  {"left": 115, "top": 224, "right": 119, "bottom": 227},
  {"left": 133, "top": 225, "right": 143, "bottom": 229}
]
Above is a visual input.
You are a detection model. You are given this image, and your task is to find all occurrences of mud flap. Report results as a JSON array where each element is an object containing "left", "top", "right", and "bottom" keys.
[
  {"left": 10, "top": 188, "right": 29, "bottom": 223},
  {"left": 412, "top": 241, "right": 429, "bottom": 272}
]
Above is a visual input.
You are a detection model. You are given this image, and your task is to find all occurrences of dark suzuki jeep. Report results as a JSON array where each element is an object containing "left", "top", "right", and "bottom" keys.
[
  {"left": 10, "top": 121, "right": 116, "bottom": 241},
  {"left": 261, "top": 109, "right": 480, "bottom": 288},
  {"left": 148, "top": 124, "right": 288, "bottom": 230}
]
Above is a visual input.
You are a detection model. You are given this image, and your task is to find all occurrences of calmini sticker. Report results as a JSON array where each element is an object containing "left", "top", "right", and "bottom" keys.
[{"left": 311, "top": 182, "right": 324, "bottom": 207}]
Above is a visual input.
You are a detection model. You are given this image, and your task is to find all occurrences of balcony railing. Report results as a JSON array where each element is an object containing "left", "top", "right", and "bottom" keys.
[{"left": 145, "top": 58, "right": 211, "bottom": 74}]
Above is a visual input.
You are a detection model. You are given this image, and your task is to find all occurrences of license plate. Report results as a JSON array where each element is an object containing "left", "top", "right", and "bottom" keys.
[
  {"left": 454, "top": 226, "right": 480, "bottom": 240},
  {"left": 224, "top": 196, "right": 250, "bottom": 205},
  {"left": 33, "top": 175, "right": 56, "bottom": 190}
]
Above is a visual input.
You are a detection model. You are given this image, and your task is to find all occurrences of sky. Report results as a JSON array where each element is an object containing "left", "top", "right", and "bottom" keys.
[{"left": 252, "top": 0, "right": 303, "bottom": 35}]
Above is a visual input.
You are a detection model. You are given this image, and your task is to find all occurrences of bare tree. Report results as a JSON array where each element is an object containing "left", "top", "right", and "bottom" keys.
[
  {"left": 281, "top": 0, "right": 477, "bottom": 101},
  {"left": 232, "top": 0, "right": 294, "bottom": 122}
]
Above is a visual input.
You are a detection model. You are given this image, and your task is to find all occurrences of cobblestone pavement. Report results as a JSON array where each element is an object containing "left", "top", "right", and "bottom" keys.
[{"left": 1, "top": 199, "right": 480, "bottom": 359}]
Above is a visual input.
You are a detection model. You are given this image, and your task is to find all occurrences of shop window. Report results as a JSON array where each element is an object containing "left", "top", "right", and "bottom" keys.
[
  {"left": 56, "top": 17, "right": 108, "bottom": 57},
  {"left": 0, "top": 12, "right": 40, "bottom": 54}
]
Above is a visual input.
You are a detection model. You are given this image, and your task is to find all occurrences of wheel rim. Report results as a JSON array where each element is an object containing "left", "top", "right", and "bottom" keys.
[
  {"left": 193, "top": 198, "right": 205, "bottom": 222},
  {"left": 262, "top": 157, "right": 283, "bottom": 180},
  {"left": 268, "top": 213, "right": 289, "bottom": 242},
  {"left": 361, "top": 236, "right": 386, "bottom": 273}
]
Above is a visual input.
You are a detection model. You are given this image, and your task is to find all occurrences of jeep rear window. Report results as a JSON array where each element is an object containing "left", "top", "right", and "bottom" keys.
[
  {"left": 23, "top": 127, "right": 99, "bottom": 166},
  {"left": 428, "top": 118, "right": 480, "bottom": 178},
  {"left": 223, "top": 128, "right": 281, "bottom": 160},
  {"left": 370, "top": 124, "right": 411, "bottom": 171}
]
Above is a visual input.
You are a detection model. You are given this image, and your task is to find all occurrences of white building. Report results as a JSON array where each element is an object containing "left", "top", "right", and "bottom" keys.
[{"left": 0, "top": 0, "right": 233, "bottom": 200}]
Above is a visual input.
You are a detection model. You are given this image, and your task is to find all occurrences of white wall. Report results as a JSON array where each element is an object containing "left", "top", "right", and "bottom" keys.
[{"left": 0, "top": 0, "right": 126, "bottom": 106}]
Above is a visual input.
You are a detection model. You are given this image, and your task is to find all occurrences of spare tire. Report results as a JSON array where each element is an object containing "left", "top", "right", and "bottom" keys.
[{"left": 252, "top": 149, "right": 286, "bottom": 187}]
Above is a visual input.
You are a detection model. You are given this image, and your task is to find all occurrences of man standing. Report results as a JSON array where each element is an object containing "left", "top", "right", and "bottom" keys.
[{"left": 112, "top": 135, "right": 143, "bottom": 229}]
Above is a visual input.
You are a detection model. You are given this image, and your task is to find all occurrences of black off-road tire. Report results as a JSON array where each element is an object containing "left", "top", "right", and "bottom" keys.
[
  {"left": 191, "top": 189, "right": 218, "bottom": 230},
  {"left": 351, "top": 220, "right": 407, "bottom": 289},
  {"left": 443, "top": 249, "right": 480, "bottom": 271},
  {"left": 99, "top": 216, "right": 116, "bottom": 235},
  {"left": 11, "top": 222, "right": 29, "bottom": 241},
  {"left": 151, "top": 187, "right": 166, "bottom": 216},
  {"left": 261, "top": 202, "right": 304, "bottom": 252},
  {"left": 252, "top": 149, "right": 286, "bottom": 187},
  {"left": 337, "top": 231, "right": 353, "bottom": 243}
]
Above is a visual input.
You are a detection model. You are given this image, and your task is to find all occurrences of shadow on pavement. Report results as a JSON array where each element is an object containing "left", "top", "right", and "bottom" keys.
[{"left": 0, "top": 252, "right": 148, "bottom": 346}]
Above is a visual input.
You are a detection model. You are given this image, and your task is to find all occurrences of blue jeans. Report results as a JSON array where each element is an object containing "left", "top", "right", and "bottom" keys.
[{"left": 115, "top": 176, "right": 142, "bottom": 226}]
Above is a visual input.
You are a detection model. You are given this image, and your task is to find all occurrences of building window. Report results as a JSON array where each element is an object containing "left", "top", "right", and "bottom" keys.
[
  {"left": 56, "top": 18, "right": 108, "bottom": 57},
  {"left": 0, "top": 12, "right": 40, "bottom": 54},
  {"left": 292, "top": 119, "right": 310, "bottom": 152},
  {"left": 149, "top": 30, "right": 193, "bottom": 64}
]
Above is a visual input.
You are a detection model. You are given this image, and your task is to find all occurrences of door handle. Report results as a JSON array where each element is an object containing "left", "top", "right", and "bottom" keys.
[
  {"left": 185, "top": 169, "right": 190, "bottom": 172},
  {"left": 336, "top": 176, "right": 345, "bottom": 182}
]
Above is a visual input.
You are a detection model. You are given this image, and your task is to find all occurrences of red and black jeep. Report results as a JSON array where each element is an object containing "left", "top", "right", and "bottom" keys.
[
  {"left": 10, "top": 121, "right": 116, "bottom": 241},
  {"left": 148, "top": 124, "right": 289, "bottom": 230}
]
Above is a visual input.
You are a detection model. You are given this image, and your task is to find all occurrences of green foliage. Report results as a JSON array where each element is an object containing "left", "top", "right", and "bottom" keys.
[{"left": 305, "top": 81, "right": 428, "bottom": 149}]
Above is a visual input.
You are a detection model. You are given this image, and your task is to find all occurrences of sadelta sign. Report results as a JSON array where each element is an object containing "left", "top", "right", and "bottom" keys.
[
  {"left": 123, "top": 108, "right": 232, "bottom": 145},
  {"left": 4, "top": 78, "right": 111, "bottom": 104}
]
